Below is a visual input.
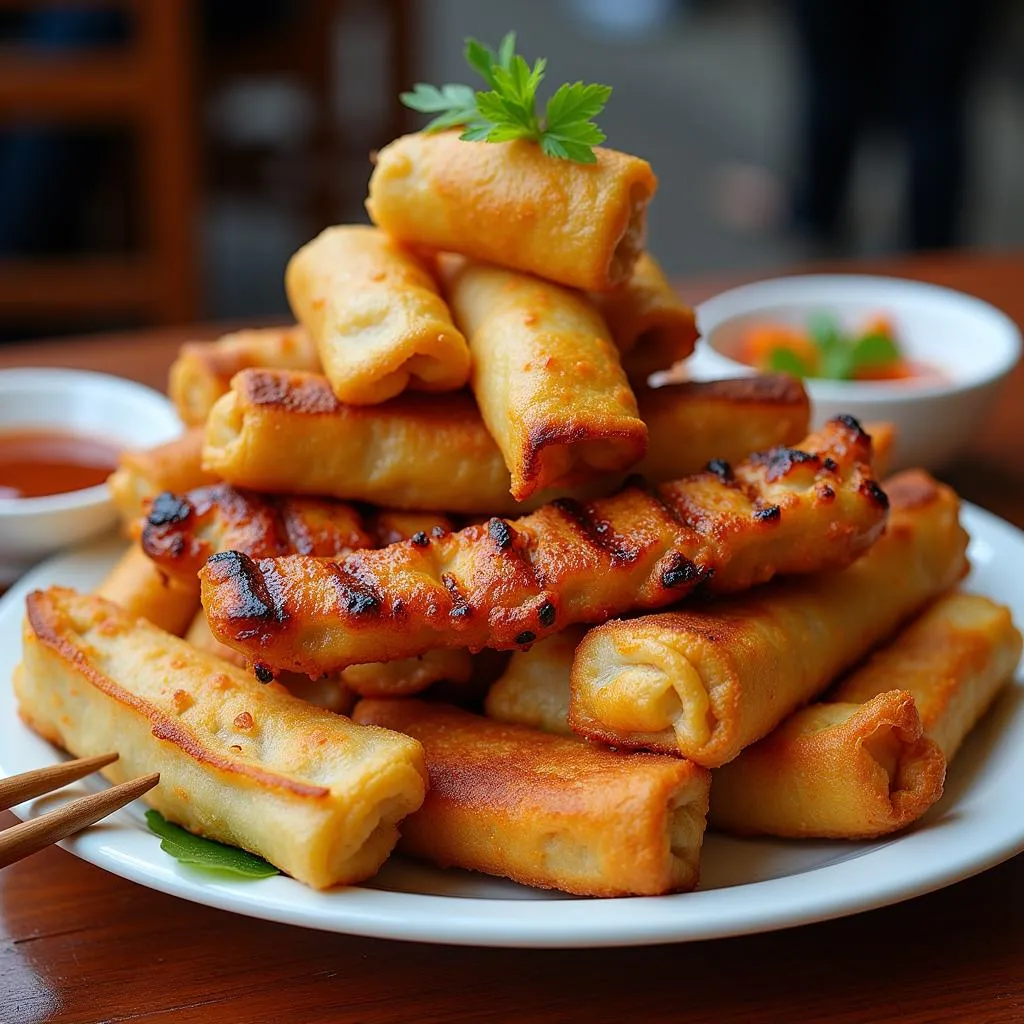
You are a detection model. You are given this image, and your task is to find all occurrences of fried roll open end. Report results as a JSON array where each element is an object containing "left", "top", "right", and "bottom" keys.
[
  {"left": 108, "top": 428, "right": 216, "bottom": 525},
  {"left": 285, "top": 225, "right": 469, "bottom": 405},
  {"left": 590, "top": 253, "right": 698, "bottom": 380},
  {"left": 200, "top": 417, "right": 887, "bottom": 676},
  {"left": 569, "top": 470, "right": 968, "bottom": 766},
  {"left": 353, "top": 700, "right": 710, "bottom": 897},
  {"left": 443, "top": 259, "right": 647, "bottom": 499},
  {"left": 168, "top": 326, "right": 320, "bottom": 426},
  {"left": 202, "top": 369, "right": 806, "bottom": 515},
  {"left": 18, "top": 589, "right": 426, "bottom": 889},
  {"left": 366, "top": 131, "right": 657, "bottom": 292},
  {"left": 710, "top": 692, "right": 946, "bottom": 839},
  {"left": 95, "top": 543, "right": 199, "bottom": 636},
  {"left": 832, "top": 591, "right": 1022, "bottom": 760}
]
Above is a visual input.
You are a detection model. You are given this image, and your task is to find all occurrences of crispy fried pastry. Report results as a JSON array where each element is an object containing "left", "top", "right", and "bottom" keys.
[
  {"left": 832, "top": 591, "right": 1022, "bottom": 760},
  {"left": 285, "top": 226, "right": 470, "bottom": 405},
  {"left": 589, "top": 253, "right": 698, "bottom": 380},
  {"left": 202, "top": 368, "right": 808, "bottom": 515},
  {"left": 366, "top": 131, "right": 657, "bottom": 292},
  {"left": 200, "top": 417, "right": 887, "bottom": 675},
  {"left": 95, "top": 542, "right": 199, "bottom": 636},
  {"left": 352, "top": 699, "right": 710, "bottom": 897},
  {"left": 569, "top": 470, "right": 967, "bottom": 765},
  {"left": 168, "top": 326, "right": 320, "bottom": 426},
  {"left": 442, "top": 258, "right": 647, "bottom": 499},
  {"left": 107, "top": 428, "right": 216, "bottom": 524},
  {"left": 483, "top": 628, "right": 585, "bottom": 736},
  {"left": 17, "top": 589, "right": 427, "bottom": 889},
  {"left": 140, "top": 483, "right": 452, "bottom": 580},
  {"left": 709, "top": 691, "right": 946, "bottom": 839}
]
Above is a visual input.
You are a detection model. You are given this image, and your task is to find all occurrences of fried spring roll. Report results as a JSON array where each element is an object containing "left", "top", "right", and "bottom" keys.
[
  {"left": 710, "top": 692, "right": 946, "bottom": 838},
  {"left": 443, "top": 259, "right": 647, "bottom": 499},
  {"left": 589, "top": 253, "right": 698, "bottom": 380},
  {"left": 168, "top": 326, "right": 320, "bottom": 426},
  {"left": 140, "top": 484, "right": 452, "bottom": 580},
  {"left": 200, "top": 417, "right": 887, "bottom": 676},
  {"left": 832, "top": 591, "right": 1022, "bottom": 760},
  {"left": 366, "top": 131, "right": 657, "bottom": 292},
  {"left": 709, "top": 592, "right": 1021, "bottom": 838},
  {"left": 18, "top": 589, "right": 427, "bottom": 889},
  {"left": 285, "top": 226, "right": 470, "bottom": 405},
  {"left": 483, "top": 628, "right": 585, "bottom": 736},
  {"left": 107, "top": 429, "right": 216, "bottom": 524},
  {"left": 95, "top": 543, "right": 199, "bottom": 636},
  {"left": 569, "top": 470, "right": 967, "bottom": 765},
  {"left": 203, "top": 368, "right": 808, "bottom": 515},
  {"left": 186, "top": 611, "right": 358, "bottom": 715},
  {"left": 352, "top": 700, "right": 710, "bottom": 896}
]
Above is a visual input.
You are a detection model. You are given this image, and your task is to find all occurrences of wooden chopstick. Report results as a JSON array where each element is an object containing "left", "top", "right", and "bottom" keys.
[
  {"left": 0, "top": 772, "right": 160, "bottom": 869},
  {"left": 0, "top": 752, "right": 119, "bottom": 811}
]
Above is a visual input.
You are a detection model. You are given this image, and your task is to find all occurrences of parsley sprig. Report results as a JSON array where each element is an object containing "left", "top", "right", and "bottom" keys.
[{"left": 400, "top": 32, "right": 612, "bottom": 164}]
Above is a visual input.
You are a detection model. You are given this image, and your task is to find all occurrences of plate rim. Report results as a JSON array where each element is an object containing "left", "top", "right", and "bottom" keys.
[{"left": 2, "top": 506, "right": 1023, "bottom": 948}]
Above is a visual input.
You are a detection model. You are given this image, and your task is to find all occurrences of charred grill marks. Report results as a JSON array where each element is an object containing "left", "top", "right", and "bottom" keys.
[
  {"left": 327, "top": 562, "right": 381, "bottom": 616},
  {"left": 659, "top": 552, "right": 704, "bottom": 589},
  {"left": 551, "top": 496, "right": 637, "bottom": 565},
  {"left": 207, "top": 550, "right": 286, "bottom": 624},
  {"left": 487, "top": 517, "right": 515, "bottom": 551},
  {"left": 705, "top": 458, "right": 734, "bottom": 483},
  {"left": 751, "top": 446, "right": 818, "bottom": 483},
  {"left": 862, "top": 479, "right": 890, "bottom": 509},
  {"left": 834, "top": 413, "right": 868, "bottom": 440},
  {"left": 147, "top": 492, "right": 192, "bottom": 527},
  {"left": 410, "top": 531, "right": 429, "bottom": 547},
  {"left": 441, "top": 572, "right": 472, "bottom": 620},
  {"left": 752, "top": 504, "right": 782, "bottom": 522}
]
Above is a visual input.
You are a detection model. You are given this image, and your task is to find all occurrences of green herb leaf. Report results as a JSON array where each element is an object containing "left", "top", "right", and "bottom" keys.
[
  {"left": 400, "top": 31, "right": 611, "bottom": 162},
  {"left": 847, "top": 332, "right": 901, "bottom": 374},
  {"left": 767, "top": 346, "right": 815, "bottom": 378},
  {"left": 146, "top": 810, "right": 279, "bottom": 878}
]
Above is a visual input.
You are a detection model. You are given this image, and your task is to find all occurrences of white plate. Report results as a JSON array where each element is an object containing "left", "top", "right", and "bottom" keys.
[{"left": 2, "top": 511, "right": 1023, "bottom": 949}]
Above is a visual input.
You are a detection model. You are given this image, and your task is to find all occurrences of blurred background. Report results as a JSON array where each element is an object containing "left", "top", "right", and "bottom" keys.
[{"left": 1, "top": 0, "right": 1022, "bottom": 340}]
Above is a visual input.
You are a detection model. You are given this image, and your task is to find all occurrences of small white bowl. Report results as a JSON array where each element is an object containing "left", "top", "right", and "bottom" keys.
[
  {"left": 691, "top": 274, "right": 1022, "bottom": 471},
  {"left": 0, "top": 368, "right": 182, "bottom": 583}
]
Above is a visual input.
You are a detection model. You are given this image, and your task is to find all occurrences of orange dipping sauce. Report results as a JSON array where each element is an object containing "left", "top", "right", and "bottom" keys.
[{"left": 0, "top": 429, "right": 120, "bottom": 500}]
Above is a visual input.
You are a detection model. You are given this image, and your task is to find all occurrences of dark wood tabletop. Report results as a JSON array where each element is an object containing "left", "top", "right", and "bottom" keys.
[{"left": 2, "top": 251, "right": 1023, "bottom": 1024}]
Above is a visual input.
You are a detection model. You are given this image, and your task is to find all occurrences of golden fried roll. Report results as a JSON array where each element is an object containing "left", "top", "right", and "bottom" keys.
[
  {"left": 107, "top": 428, "right": 216, "bottom": 524},
  {"left": 285, "top": 226, "right": 470, "bottom": 405},
  {"left": 832, "top": 592, "right": 1022, "bottom": 760},
  {"left": 201, "top": 417, "right": 887, "bottom": 675},
  {"left": 443, "top": 259, "right": 647, "bottom": 500},
  {"left": 633, "top": 375, "right": 808, "bottom": 485},
  {"left": 18, "top": 589, "right": 426, "bottom": 889},
  {"left": 483, "top": 628, "right": 584, "bottom": 736},
  {"left": 168, "top": 326, "right": 320, "bottom": 426},
  {"left": 709, "top": 691, "right": 946, "bottom": 839},
  {"left": 569, "top": 470, "right": 967, "bottom": 765},
  {"left": 366, "top": 132, "right": 657, "bottom": 292},
  {"left": 141, "top": 484, "right": 373, "bottom": 579},
  {"left": 203, "top": 368, "right": 807, "bottom": 515},
  {"left": 341, "top": 649, "right": 473, "bottom": 698},
  {"left": 589, "top": 253, "right": 698, "bottom": 380},
  {"left": 352, "top": 699, "right": 710, "bottom": 896},
  {"left": 95, "top": 543, "right": 199, "bottom": 636}
]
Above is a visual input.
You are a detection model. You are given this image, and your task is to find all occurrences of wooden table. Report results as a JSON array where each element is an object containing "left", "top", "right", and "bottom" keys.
[{"left": 2, "top": 252, "right": 1022, "bottom": 1024}]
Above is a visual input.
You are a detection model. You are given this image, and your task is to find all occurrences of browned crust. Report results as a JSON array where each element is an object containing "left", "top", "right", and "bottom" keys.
[
  {"left": 201, "top": 417, "right": 888, "bottom": 675},
  {"left": 24, "top": 589, "right": 329, "bottom": 799}
]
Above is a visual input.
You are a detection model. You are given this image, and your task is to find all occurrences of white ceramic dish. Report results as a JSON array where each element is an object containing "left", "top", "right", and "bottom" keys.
[
  {"left": 691, "top": 275, "right": 1021, "bottom": 472},
  {"left": 2, "top": 509, "right": 1023, "bottom": 949},
  {"left": 0, "top": 368, "right": 181, "bottom": 582}
]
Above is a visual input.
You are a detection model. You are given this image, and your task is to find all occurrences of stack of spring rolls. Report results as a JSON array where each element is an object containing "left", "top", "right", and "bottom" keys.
[{"left": 15, "top": 129, "right": 1021, "bottom": 897}]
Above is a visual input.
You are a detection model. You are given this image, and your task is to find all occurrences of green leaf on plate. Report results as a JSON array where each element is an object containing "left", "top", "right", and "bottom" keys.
[{"left": 145, "top": 810, "right": 279, "bottom": 878}]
